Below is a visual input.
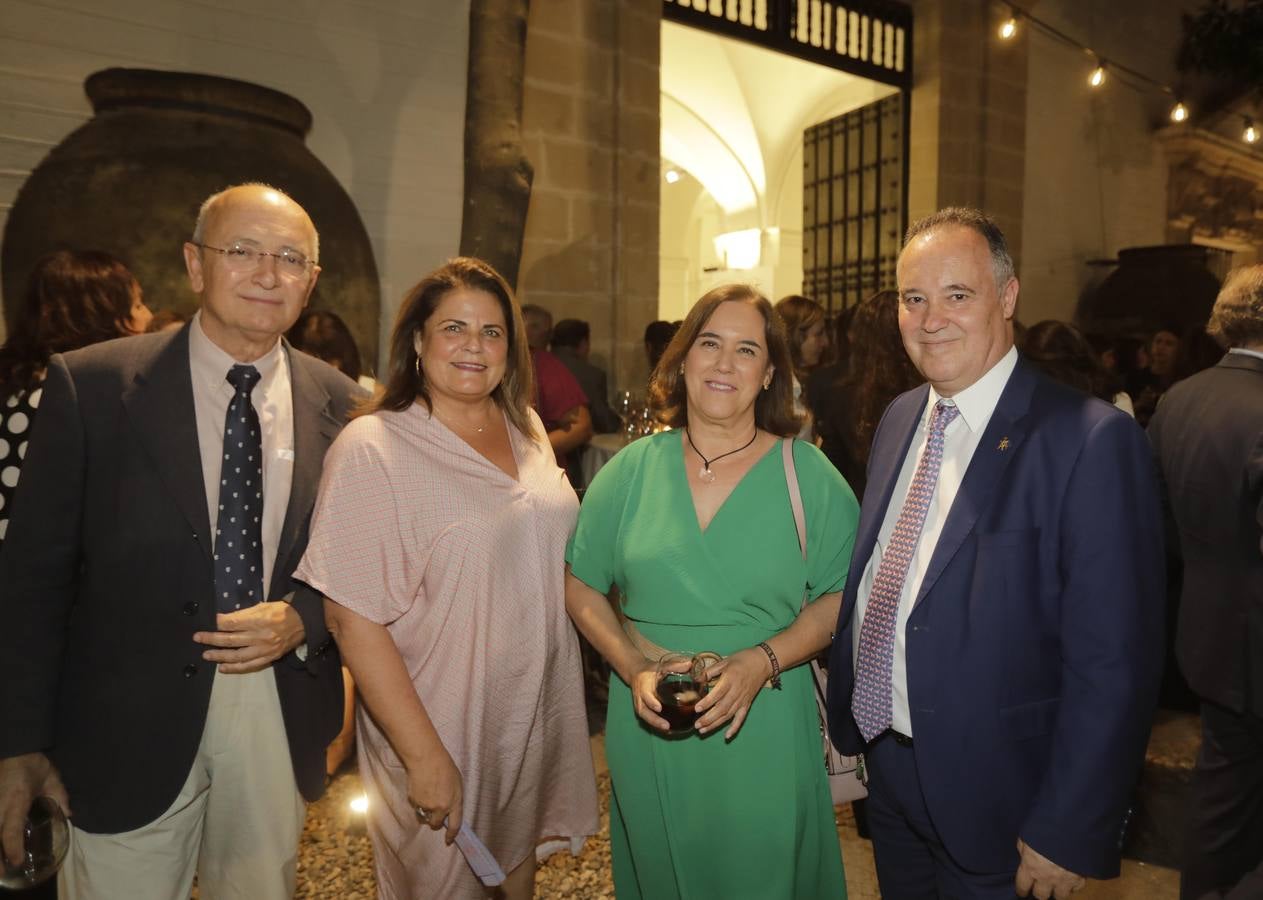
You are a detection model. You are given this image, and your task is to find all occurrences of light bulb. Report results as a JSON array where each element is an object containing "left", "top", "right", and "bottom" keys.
[
  {"left": 1089, "top": 65, "right": 1106, "bottom": 88},
  {"left": 350, "top": 794, "right": 368, "bottom": 813},
  {"left": 998, "top": 17, "right": 1017, "bottom": 40},
  {"left": 1246, "top": 122, "right": 1259, "bottom": 144},
  {"left": 1170, "top": 102, "right": 1188, "bottom": 123},
  {"left": 664, "top": 169, "right": 680, "bottom": 184}
]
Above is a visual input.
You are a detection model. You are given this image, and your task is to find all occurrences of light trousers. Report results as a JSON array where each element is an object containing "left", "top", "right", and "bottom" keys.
[{"left": 59, "top": 667, "right": 306, "bottom": 900}]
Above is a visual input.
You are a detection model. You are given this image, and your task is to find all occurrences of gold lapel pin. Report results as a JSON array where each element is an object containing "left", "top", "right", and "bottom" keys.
[{"left": 998, "top": 437, "right": 1010, "bottom": 451}]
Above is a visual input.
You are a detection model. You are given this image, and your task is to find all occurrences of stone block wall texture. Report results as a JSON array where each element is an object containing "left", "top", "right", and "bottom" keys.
[
  {"left": 907, "top": 0, "right": 1195, "bottom": 327},
  {"left": 1018, "top": 0, "right": 1184, "bottom": 327},
  {"left": 519, "top": 0, "right": 661, "bottom": 396},
  {"left": 0, "top": 0, "right": 470, "bottom": 364},
  {"left": 908, "top": 0, "right": 1029, "bottom": 268}
]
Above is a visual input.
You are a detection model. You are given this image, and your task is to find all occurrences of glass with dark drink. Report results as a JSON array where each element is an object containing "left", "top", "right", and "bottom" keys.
[{"left": 654, "top": 652, "right": 719, "bottom": 736}]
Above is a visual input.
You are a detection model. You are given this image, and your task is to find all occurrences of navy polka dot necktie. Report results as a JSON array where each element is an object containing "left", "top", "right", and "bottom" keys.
[{"left": 214, "top": 364, "right": 265, "bottom": 614}]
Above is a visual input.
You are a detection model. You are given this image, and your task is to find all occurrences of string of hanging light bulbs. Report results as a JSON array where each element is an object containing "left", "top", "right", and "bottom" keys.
[{"left": 995, "top": 3, "right": 1259, "bottom": 146}]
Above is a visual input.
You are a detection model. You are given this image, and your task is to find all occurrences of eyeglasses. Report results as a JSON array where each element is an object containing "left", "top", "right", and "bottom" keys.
[{"left": 194, "top": 242, "right": 315, "bottom": 277}]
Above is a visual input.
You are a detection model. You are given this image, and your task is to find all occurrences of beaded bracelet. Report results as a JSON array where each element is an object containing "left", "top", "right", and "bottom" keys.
[{"left": 757, "top": 641, "right": 782, "bottom": 689}]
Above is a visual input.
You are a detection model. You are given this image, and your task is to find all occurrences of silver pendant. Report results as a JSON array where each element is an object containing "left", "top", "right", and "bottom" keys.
[{"left": 698, "top": 465, "right": 716, "bottom": 484}]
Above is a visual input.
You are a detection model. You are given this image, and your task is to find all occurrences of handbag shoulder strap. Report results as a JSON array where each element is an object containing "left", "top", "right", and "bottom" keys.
[{"left": 782, "top": 438, "right": 807, "bottom": 563}]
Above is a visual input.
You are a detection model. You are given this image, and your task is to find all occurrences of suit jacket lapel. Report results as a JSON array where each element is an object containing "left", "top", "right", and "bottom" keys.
[
  {"left": 121, "top": 327, "right": 213, "bottom": 565},
  {"left": 271, "top": 346, "right": 340, "bottom": 597},
  {"left": 912, "top": 358, "right": 1038, "bottom": 608}
]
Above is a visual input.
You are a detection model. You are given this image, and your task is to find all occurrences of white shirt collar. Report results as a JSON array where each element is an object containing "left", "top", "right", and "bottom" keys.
[
  {"left": 189, "top": 310, "right": 283, "bottom": 391},
  {"left": 926, "top": 344, "right": 1019, "bottom": 432},
  {"left": 1228, "top": 347, "right": 1263, "bottom": 362}
]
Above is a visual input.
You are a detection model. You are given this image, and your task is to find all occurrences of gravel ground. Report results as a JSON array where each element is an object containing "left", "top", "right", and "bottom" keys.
[
  {"left": 296, "top": 765, "right": 615, "bottom": 899},
  {"left": 296, "top": 738, "right": 1178, "bottom": 899},
  {"left": 295, "top": 769, "right": 378, "bottom": 900}
]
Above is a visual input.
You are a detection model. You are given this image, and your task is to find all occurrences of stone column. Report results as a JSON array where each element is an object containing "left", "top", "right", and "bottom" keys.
[
  {"left": 907, "top": 0, "right": 1028, "bottom": 261},
  {"left": 518, "top": 0, "right": 660, "bottom": 395}
]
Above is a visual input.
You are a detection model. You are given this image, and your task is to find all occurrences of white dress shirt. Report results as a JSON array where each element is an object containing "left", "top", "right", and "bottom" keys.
[
  {"left": 188, "top": 312, "right": 294, "bottom": 598},
  {"left": 853, "top": 345, "right": 1019, "bottom": 736}
]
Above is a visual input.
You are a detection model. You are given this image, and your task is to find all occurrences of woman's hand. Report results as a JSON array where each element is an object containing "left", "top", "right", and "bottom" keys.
[
  {"left": 694, "top": 647, "right": 773, "bottom": 740},
  {"left": 406, "top": 749, "right": 464, "bottom": 845},
  {"left": 629, "top": 657, "right": 670, "bottom": 732}
]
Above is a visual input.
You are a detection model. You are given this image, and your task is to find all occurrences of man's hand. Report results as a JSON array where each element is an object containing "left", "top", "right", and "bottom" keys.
[
  {"left": 194, "top": 601, "right": 305, "bottom": 673},
  {"left": 0, "top": 754, "right": 70, "bottom": 867},
  {"left": 1016, "top": 838, "right": 1086, "bottom": 900}
]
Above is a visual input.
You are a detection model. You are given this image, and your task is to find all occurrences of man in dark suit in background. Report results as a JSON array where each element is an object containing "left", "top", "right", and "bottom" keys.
[
  {"left": 0, "top": 184, "right": 361, "bottom": 899},
  {"left": 551, "top": 318, "right": 619, "bottom": 434},
  {"left": 826, "top": 207, "right": 1165, "bottom": 899},
  {"left": 1149, "top": 265, "right": 1263, "bottom": 900}
]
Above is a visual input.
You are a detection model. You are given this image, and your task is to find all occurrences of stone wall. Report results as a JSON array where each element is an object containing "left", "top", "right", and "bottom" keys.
[
  {"left": 908, "top": 0, "right": 1028, "bottom": 264},
  {"left": 518, "top": 0, "right": 660, "bottom": 396},
  {"left": 903, "top": 0, "right": 1214, "bottom": 327},
  {"left": 1018, "top": 0, "right": 1193, "bottom": 326}
]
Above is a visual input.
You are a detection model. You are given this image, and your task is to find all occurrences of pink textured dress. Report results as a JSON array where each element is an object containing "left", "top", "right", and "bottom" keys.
[{"left": 296, "top": 403, "right": 599, "bottom": 899}]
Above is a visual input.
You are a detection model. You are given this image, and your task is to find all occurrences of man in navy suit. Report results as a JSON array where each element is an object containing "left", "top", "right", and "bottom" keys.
[{"left": 826, "top": 207, "right": 1164, "bottom": 899}]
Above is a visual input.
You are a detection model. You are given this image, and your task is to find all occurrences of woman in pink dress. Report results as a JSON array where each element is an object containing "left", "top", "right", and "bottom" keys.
[{"left": 296, "top": 257, "right": 598, "bottom": 899}]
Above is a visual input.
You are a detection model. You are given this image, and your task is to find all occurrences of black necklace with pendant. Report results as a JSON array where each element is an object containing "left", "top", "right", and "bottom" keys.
[{"left": 685, "top": 427, "right": 758, "bottom": 484}]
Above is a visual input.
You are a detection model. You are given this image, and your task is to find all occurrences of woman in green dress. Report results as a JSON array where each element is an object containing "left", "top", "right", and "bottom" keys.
[{"left": 565, "top": 284, "right": 860, "bottom": 899}]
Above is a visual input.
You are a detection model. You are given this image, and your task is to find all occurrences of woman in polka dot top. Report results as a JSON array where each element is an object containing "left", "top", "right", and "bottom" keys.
[{"left": 0, "top": 249, "right": 152, "bottom": 545}]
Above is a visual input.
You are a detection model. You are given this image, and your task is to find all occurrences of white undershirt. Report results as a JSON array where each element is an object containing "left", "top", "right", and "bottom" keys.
[{"left": 852, "top": 345, "right": 1018, "bottom": 736}]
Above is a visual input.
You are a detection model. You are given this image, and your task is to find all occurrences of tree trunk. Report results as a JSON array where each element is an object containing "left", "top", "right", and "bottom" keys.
[{"left": 459, "top": 0, "right": 534, "bottom": 289}]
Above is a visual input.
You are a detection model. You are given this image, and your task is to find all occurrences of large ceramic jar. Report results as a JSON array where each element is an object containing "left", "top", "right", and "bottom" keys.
[{"left": 2, "top": 68, "right": 380, "bottom": 363}]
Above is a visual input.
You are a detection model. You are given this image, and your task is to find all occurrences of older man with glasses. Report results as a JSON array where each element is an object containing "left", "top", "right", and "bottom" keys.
[{"left": 0, "top": 183, "right": 363, "bottom": 899}]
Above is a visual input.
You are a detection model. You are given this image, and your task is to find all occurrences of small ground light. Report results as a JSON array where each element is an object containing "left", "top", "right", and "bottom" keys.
[
  {"left": 1170, "top": 102, "right": 1188, "bottom": 123},
  {"left": 664, "top": 169, "right": 680, "bottom": 184},
  {"left": 1245, "top": 121, "right": 1259, "bottom": 144},
  {"left": 998, "top": 16, "right": 1017, "bottom": 40},
  {"left": 1089, "top": 64, "right": 1106, "bottom": 88},
  {"left": 350, "top": 793, "right": 368, "bottom": 814}
]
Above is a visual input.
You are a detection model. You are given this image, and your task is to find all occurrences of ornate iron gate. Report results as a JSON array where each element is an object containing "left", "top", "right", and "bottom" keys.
[{"left": 803, "top": 92, "right": 906, "bottom": 312}]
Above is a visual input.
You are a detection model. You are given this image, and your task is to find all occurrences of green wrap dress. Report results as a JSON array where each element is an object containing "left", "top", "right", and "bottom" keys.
[{"left": 566, "top": 431, "right": 860, "bottom": 900}]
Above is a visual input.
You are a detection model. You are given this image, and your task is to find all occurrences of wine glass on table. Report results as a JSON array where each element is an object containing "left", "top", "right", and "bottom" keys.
[
  {"left": 617, "top": 391, "right": 634, "bottom": 424},
  {"left": 616, "top": 391, "right": 637, "bottom": 444},
  {"left": 0, "top": 796, "right": 69, "bottom": 890}
]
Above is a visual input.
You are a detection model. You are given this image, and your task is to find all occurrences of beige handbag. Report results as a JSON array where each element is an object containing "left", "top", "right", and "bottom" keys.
[{"left": 781, "top": 439, "right": 868, "bottom": 805}]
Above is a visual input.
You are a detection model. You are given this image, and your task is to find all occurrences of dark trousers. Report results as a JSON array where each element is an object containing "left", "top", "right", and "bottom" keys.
[
  {"left": 1181, "top": 701, "right": 1263, "bottom": 900},
  {"left": 865, "top": 732, "right": 1018, "bottom": 899}
]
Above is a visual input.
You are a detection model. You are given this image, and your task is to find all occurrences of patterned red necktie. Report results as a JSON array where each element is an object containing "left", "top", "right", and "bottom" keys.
[{"left": 852, "top": 400, "right": 959, "bottom": 741}]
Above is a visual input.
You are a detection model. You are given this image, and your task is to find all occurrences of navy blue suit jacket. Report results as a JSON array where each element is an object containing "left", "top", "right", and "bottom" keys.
[{"left": 826, "top": 356, "right": 1165, "bottom": 878}]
